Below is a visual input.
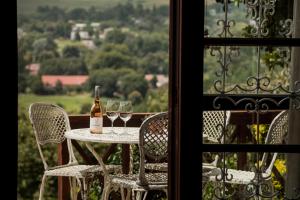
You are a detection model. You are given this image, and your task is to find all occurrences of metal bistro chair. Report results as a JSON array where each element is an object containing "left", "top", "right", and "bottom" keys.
[
  {"left": 105, "top": 112, "right": 168, "bottom": 200},
  {"left": 28, "top": 103, "right": 120, "bottom": 200},
  {"left": 206, "top": 110, "right": 288, "bottom": 199},
  {"left": 203, "top": 110, "right": 231, "bottom": 144},
  {"left": 202, "top": 111, "right": 231, "bottom": 167}
]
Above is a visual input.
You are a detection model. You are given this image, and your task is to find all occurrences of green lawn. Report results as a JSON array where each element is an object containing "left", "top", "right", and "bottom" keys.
[
  {"left": 18, "top": 93, "right": 94, "bottom": 114},
  {"left": 17, "top": 0, "right": 169, "bottom": 15}
]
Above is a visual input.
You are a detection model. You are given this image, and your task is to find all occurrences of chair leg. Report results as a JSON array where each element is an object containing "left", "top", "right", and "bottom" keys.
[
  {"left": 69, "top": 177, "right": 79, "bottom": 200},
  {"left": 163, "top": 189, "right": 168, "bottom": 199},
  {"left": 102, "top": 181, "right": 111, "bottom": 200},
  {"left": 38, "top": 174, "right": 47, "bottom": 200},
  {"left": 135, "top": 191, "right": 143, "bottom": 200},
  {"left": 142, "top": 191, "right": 148, "bottom": 200},
  {"left": 131, "top": 189, "right": 135, "bottom": 200},
  {"left": 75, "top": 177, "right": 83, "bottom": 200},
  {"left": 120, "top": 186, "right": 125, "bottom": 200},
  {"left": 125, "top": 189, "right": 131, "bottom": 200},
  {"left": 82, "top": 178, "right": 88, "bottom": 200}
]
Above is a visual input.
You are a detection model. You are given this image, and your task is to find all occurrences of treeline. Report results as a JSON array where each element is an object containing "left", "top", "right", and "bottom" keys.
[
  {"left": 18, "top": 3, "right": 169, "bottom": 32},
  {"left": 18, "top": 2, "right": 169, "bottom": 103}
]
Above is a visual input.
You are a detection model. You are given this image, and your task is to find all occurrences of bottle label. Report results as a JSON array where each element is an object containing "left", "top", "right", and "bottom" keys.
[{"left": 90, "top": 117, "right": 103, "bottom": 133}]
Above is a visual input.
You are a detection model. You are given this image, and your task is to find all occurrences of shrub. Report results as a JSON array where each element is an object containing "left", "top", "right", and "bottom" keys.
[
  {"left": 80, "top": 103, "right": 92, "bottom": 114},
  {"left": 128, "top": 90, "right": 143, "bottom": 105}
]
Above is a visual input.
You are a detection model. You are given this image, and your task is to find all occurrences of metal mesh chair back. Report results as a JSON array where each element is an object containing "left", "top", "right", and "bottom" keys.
[
  {"left": 138, "top": 112, "right": 168, "bottom": 185},
  {"left": 203, "top": 111, "right": 231, "bottom": 143},
  {"left": 262, "top": 110, "right": 288, "bottom": 174},
  {"left": 140, "top": 112, "right": 168, "bottom": 161},
  {"left": 29, "top": 103, "right": 77, "bottom": 170},
  {"left": 265, "top": 110, "right": 288, "bottom": 145},
  {"left": 29, "top": 103, "right": 70, "bottom": 145}
]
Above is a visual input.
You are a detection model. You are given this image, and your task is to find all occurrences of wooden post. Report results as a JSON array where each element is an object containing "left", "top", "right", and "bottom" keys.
[
  {"left": 58, "top": 140, "right": 70, "bottom": 200},
  {"left": 121, "top": 144, "right": 130, "bottom": 174},
  {"left": 286, "top": 1, "right": 300, "bottom": 198}
]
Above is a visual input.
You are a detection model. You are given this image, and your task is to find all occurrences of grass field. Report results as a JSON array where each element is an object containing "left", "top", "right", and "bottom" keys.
[
  {"left": 17, "top": 0, "right": 169, "bottom": 15},
  {"left": 18, "top": 93, "right": 94, "bottom": 114}
]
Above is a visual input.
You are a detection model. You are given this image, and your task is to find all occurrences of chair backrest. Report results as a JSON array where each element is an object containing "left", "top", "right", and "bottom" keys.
[
  {"left": 203, "top": 111, "right": 231, "bottom": 143},
  {"left": 261, "top": 110, "right": 288, "bottom": 175},
  {"left": 28, "top": 103, "right": 77, "bottom": 170},
  {"left": 138, "top": 112, "right": 168, "bottom": 185}
]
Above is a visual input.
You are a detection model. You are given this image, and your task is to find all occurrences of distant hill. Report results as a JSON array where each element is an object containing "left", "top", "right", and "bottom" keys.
[{"left": 18, "top": 0, "right": 169, "bottom": 16}]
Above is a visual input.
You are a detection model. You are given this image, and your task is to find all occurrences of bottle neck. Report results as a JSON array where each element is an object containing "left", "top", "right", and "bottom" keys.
[{"left": 94, "top": 86, "right": 100, "bottom": 101}]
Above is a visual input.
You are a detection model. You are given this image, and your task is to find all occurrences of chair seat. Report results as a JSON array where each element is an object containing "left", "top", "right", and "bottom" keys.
[
  {"left": 110, "top": 173, "right": 168, "bottom": 190},
  {"left": 144, "top": 163, "right": 168, "bottom": 172},
  {"left": 208, "top": 168, "right": 270, "bottom": 185},
  {"left": 45, "top": 164, "right": 121, "bottom": 178}
]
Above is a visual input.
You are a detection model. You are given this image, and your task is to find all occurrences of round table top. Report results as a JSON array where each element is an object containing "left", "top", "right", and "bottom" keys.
[{"left": 65, "top": 127, "right": 139, "bottom": 144}]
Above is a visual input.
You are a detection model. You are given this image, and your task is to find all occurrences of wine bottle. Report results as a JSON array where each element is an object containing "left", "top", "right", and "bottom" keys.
[{"left": 90, "top": 85, "right": 103, "bottom": 134}]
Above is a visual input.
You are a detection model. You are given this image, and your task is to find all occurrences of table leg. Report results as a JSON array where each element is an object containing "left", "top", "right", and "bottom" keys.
[
  {"left": 85, "top": 142, "right": 108, "bottom": 176},
  {"left": 85, "top": 143, "right": 111, "bottom": 200}
]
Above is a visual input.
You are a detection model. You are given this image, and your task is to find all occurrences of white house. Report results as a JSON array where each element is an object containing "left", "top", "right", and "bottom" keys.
[{"left": 79, "top": 31, "right": 90, "bottom": 40}]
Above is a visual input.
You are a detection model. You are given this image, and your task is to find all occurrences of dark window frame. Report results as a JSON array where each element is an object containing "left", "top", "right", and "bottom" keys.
[{"left": 168, "top": 0, "right": 300, "bottom": 199}]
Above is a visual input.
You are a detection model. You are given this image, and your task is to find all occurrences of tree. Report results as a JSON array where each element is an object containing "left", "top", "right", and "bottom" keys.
[
  {"left": 75, "top": 31, "right": 81, "bottom": 41},
  {"left": 150, "top": 75, "right": 158, "bottom": 89},
  {"left": 128, "top": 90, "right": 143, "bottom": 104},
  {"left": 117, "top": 73, "right": 148, "bottom": 98},
  {"left": 105, "top": 29, "right": 127, "bottom": 44},
  {"left": 55, "top": 80, "right": 64, "bottom": 94},
  {"left": 87, "top": 68, "right": 119, "bottom": 97},
  {"left": 67, "top": 8, "right": 88, "bottom": 20},
  {"left": 40, "top": 58, "right": 88, "bottom": 75},
  {"left": 141, "top": 51, "right": 168, "bottom": 74},
  {"left": 32, "top": 37, "right": 58, "bottom": 62},
  {"left": 62, "top": 46, "right": 80, "bottom": 58},
  {"left": 28, "top": 76, "right": 45, "bottom": 94},
  {"left": 90, "top": 51, "right": 135, "bottom": 70},
  {"left": 145, "top": 85, "right": 168, "bottom": 112}
]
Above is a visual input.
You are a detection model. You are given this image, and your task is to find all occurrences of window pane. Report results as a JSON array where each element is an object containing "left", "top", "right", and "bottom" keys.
[
  {"left": 204, "top": 0, "right": 295, "bottom": 39},
  {"left": 202, "top": 152, "right": 300, "bottom": 199}
]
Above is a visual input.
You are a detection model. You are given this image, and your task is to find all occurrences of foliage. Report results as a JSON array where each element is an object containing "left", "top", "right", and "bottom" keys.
[
  {"left": 55, "top": 80, "right": 66, "bottom": 94},
  {"left": 144, "top": 85, "right": 168, "bottom": 112},
  {"left": 272, "top": 158, "right": 286, "bottom": 199},
  {"left": 251, "top": 124, "right": 269, "bottom": 144},
  {"left": 90, "top": 50, "right": 136, "bottom": 70},
  {"left": 40, "top": 58, "right": 88, "bottom": 75},
  {"left": 80, "top": 102, "right": 92, "bottom": 114},
  {"left": 128, "top": 90, "right": 143, "bottom": 104},
  {"left": 62, "top": 45, "right": 81, "bottom": 58},
  {"left": 87, "top": 68, "right": 119, "bottom": 97},
  {"left": 32, "top": 37, "right": 58, "bottom": 62},
  {"left": 105, "top": 29, "right": 128, "bottom": 44},
  {"left": 117, "top": 72, "right": 148, "bottom": 98},
  {"left": 141, "top": 51, "right": 168, "bottom": 74}
]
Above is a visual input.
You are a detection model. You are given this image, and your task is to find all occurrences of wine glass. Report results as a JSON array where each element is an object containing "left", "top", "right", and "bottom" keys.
[
  {"left": 106, "top": 100, "right": 119, "bottom": 133},
  {"left": 118, "top": 101, "right": 133, "bottom": 134}
]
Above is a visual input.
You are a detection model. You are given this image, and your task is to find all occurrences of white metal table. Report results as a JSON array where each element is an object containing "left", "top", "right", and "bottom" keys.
[
  {"left": 65, "top": 127, "right": 140, "bottom": 199},
  {"left": 65, "top": 127, "right": 139, "bottom": 174},
  {"left": 65, "top": 127, "right": 139, "bottom": 144}
]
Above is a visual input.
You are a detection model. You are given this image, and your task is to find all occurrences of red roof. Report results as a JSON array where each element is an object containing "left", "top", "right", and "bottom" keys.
[{"left": 42, "top": 75, "right": 89, "bottom": 87}]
